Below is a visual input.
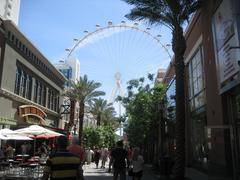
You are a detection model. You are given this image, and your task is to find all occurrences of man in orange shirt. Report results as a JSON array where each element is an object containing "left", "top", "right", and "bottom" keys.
[
  {"left": 67, "top": 136, "right": 85, "bottom": 180},
  {"left": 67, "top": 136, "right": 85, "bottom": 163}
]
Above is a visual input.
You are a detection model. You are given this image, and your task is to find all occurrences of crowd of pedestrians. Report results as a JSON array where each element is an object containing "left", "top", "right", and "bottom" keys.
[{"left": 39, "top": 136, "right": 144, "bottom": 180}]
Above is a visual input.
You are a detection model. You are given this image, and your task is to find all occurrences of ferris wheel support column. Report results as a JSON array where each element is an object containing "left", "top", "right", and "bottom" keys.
[
  {"left": 109, "top": 72, "right": 124, "bottom": 138},
  {"left": 119, "top": 102, "right": 122, "bottom": 137}
]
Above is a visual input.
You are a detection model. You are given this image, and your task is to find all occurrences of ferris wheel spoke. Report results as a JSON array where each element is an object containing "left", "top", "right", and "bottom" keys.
[{"left": 134, "top": 45, "right": 165, "bottom": 66}]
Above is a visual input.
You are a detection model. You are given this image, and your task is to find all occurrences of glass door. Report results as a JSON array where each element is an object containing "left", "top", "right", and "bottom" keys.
[{"left": 206, "top": 126, "right": 234, "bottom": 180}]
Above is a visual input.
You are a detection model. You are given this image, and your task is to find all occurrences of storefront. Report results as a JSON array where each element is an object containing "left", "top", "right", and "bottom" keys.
[
  {"left": 161, "top": 0, "right": 240, "bottom": 179},
  {"left": 211, "top": 0, "right": 240, "bottom": 179}
]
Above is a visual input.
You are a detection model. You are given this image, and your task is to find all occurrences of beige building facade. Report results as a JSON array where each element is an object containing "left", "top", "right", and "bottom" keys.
[{"left": 0, "top": 18, "right": 66, "bottom": 131}]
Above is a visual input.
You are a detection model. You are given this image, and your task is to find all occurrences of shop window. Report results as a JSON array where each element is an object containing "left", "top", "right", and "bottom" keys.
[
  {"left": 191, "top": 113, "right": 208, "bottom": 169},
  {"left": 188, "top": 46, "right": 208, "bottom": 170},
  {"left": 188, "top": 45, "right": 205, "bottom": 111}
]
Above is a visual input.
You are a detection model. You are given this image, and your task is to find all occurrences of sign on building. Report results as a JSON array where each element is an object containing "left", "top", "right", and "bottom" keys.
[
  {"left": 19, "top": 105, "right": 47, "bottom": 125},
  {"left": 212, "top": 0, "right": 240, "bottom": 87}
]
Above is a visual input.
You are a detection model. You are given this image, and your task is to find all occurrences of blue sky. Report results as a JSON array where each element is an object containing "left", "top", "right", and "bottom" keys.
[{"left": 19, "top": 0, "right": 172, "bottom": 105}]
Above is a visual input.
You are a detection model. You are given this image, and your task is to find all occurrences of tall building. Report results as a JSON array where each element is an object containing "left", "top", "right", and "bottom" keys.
[
  {"left": 0, "top": 0, "right": 21, "bottom": 26},
  {"left": 55, "top": 58, "right": 80, "bottom": 86},
  {"left": 55, "top": 58, "right": 80, "bottom": 131},
  {"left": 66, "top": 58, "right": 80, "bottom": 82}
]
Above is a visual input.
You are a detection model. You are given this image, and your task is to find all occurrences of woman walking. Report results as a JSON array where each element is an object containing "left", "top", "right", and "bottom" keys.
[{"left": 131, "top": 147, "right": 144, "bottom": 180}]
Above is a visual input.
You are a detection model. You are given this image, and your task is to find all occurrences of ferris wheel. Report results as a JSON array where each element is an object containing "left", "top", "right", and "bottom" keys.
[
  {"left": 66, "top": 21, "right": 172, "bottom": 59},
  {"left": 64, "top": 21, "right": 172, "bottom": 120}
]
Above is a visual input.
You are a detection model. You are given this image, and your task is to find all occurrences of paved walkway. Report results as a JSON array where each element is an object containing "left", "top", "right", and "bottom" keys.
[{"left": 83, "top": 163, "right": 158, "bottom": 180}]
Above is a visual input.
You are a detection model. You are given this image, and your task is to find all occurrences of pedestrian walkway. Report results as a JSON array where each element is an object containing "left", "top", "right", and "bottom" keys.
[{"left": 83, "top": 162, "right": 158, "bottom": 180}]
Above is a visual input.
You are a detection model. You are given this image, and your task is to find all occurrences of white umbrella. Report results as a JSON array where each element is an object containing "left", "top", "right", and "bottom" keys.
[
  {"left": 0, "top": 133, "right": 9, "bottom": 140},
  {"left": 13, "top": 125, "right": 64, "bottom": 155},
  {"left": 0, "top": 128, "right": 32, "bottom": 140},
  {"left": 14, "top": 125, "right": 63, "bottom": 138}
]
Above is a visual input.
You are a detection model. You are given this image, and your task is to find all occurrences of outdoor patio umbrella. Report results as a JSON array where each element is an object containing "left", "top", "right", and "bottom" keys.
[
  {"left": 0, "top": 128, "right": 33, "bottom": 140},
  {"left": 13, "top": 125, "right": 63, "bottom": 155},
  {"left": 0, "top": 133, "right": 9, "bottom": 140}
]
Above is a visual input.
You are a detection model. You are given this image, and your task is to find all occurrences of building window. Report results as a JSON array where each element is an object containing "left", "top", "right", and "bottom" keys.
[
  {"left": 25, "top": 75, "right": 29, "bottom": 98},
  {"left": 48, "top": 89, "right": 52, "bottom": 109},
  {"left": 14, "top": 67, "right": 21, "bottom": 94},
  {"left": 57, "top": 96, "right": 59, "bottom": 112},
  {"left": 41, "top": 86, "right": 46, "bottom": 107},
  {"left": 7, "top": 31, "right": 11, "bottom": 39},
  {"left": 188, "top": 46, "right": 208, "bottom": 169},
  {"left": 15, "top": 38, "right": 18, "bottom": 46},
  {"left": 166, "top": 78, "right": 176, "bottom": 121},
  {"left": 188, "top": 46, "right": 205, "bottom": 111},
  {"left": 51, "top": 92, "right": 54, "bottom": 110},
  {"left": 37, "top": 82, "right": 42, "bottom": 104},
  {"left": 14, "top": 63, "right": 60, "bottom": 110},
  {"left": 26, "top": 76, "right": 32, "bottom": 100},
  {"left": 14, "top": 67, "right": 32, "bottom": 100},
  {"left": 11, "top": 34, "right": 14, "bottom": 42},
  {"left": 19, "top": 71, "right": 26, "bottom": 97}
]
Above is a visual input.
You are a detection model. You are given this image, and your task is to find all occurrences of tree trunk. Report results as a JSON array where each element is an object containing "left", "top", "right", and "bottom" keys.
[
  {"left": 97, "top": 114, "right": 101, "bottom": 126},
  {"left": 66, "top": 100, "right": 75, "bottom": 137},
  {"left": 78, "top": 102, "right": 84, "bottom": 145},
  {"left": 172, "top": 25, "right": 186, "bottom": 180}
]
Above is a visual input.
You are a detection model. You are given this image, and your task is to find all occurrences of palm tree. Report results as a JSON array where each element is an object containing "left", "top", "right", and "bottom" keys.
[
  {"left": 64, "top": 75, "right": 105, "bottom": 144},
  {"left": 90, "top": 98, "right": 116, "bottom": 126},
  {"left": 122, "top": 0, "right": 201, "bottom": 179}
]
